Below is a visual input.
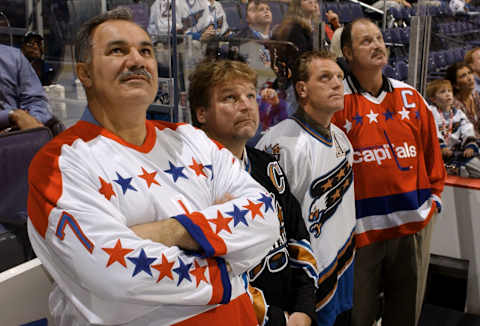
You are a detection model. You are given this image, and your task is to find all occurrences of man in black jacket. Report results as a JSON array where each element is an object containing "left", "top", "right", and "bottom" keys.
[{"left": 189, "top": 58, "right": 317, "bottom": 326}]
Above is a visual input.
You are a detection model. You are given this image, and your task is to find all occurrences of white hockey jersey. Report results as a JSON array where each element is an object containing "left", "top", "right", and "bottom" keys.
[
  {"left": 431, "top": 104, "right": 478, "bottom": 150},
  {"left": 147, "top": 0, "right": 228, "bottom": 38},
  {"left": 256, "top": 113, "right": 356, "bottom": 326},
  {"left": 27, "top": 109, "right": 279, "bottom": 326}
]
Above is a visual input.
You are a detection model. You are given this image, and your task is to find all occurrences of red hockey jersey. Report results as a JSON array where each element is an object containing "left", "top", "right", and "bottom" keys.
[{"left": 332, "top": 76, "right": 446, "bottom": 248}]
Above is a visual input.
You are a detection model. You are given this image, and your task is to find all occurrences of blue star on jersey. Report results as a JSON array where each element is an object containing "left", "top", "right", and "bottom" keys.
[
  {"left": 204, "top": 164, "right": 214, "bottom": 180},
  {"left": 164, "top": 161, "right": 188, "bottom": 182},
  {"left": 226, "top": 204, "right": 249, "bottom": 227},
  {"left": 383, "top": 110, "right": 394, "bottom": 120},
  {"left": 257, "top": 193, "right": 273, "bottom": 213},
  {"left": 353, "top": 113, "right": 363, "bottom": 125},
  {"left": 114, "top": 172, "right": 137, "bottom": 194},
  {"left": 127, "top": 248, "right": 156, "bottom": 277},
  {"left": 173, "top": 257, "right": 193, "bottom": 286}
]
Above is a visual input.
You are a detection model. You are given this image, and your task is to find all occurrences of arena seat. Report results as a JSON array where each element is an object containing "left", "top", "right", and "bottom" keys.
[
  {"left": 269, "top": 2, "right": 284, "bottom": 27},
  {"left": 0, "top": 127, "right": 52, "bottom": 272},
  {"left": 222, "top": 2, "right": 244, "bottom": 31}
]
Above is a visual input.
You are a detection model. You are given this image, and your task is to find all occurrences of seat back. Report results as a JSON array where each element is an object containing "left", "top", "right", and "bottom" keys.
[{"left": 0, "top": 127, "right": 52, "bottom": 224}]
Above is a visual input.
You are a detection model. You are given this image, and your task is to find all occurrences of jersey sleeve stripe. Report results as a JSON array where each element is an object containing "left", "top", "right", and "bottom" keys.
[
  {"left": 355, "top": 203, "right": 435, "bottom": 247},
  {"left": 172, "top": 213, "right": 227, "bottom": 258},
  {"left": 206, "top": 257, "right": 232, "bottom": 304},
  {"left": 174, "top": 293, "right": 257, "bottom": 326},
  {"left": 355, "top": 188, "right": 432, "bottom": 218}
]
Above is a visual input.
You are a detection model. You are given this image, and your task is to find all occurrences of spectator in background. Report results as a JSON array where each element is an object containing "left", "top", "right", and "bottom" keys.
[
  {"left": 235, "top": 0, "right": 273, "bottom": 40},
  {"left": 148, "top": 0, "right": 229, "bottom": 42},
  {"left": 21, "top": 32, "right": 56, "bottom": 86},
  {"left": 0, "top": 44, "right": 51, "bottom": 132},
  {"left": 446, "top": 61, "right": 480, "bottom": 135},
  {"left": 189, "top": 58, "right": 316, "bottom": 326},
  {"left": 427, "top": 79, "right": 480, "bottom": 177},
  {"left": 334, "top": 18, "right": 445, "bottom": 326},
  {"left": 465, "top": 47, "right": 480, "bottom": 94}
]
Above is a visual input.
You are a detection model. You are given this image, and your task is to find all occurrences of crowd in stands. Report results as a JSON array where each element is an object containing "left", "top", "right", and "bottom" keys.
[{"left": 3, "top": 1, "right": 480, "bottom": 325}]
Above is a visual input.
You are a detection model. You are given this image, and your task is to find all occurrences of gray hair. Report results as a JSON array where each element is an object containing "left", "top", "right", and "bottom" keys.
[{"left": 74, "top": 8, "right": 133, "bottom": 63}]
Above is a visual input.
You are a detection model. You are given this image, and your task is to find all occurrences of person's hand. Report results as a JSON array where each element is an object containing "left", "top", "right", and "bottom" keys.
[
  {"left": 442, "top": 147, "right": 453, "bottom": 158},
  {"left": 326, "top": 10, "right": 340, "bottom": 28},
  {"left": 287, "top": 312, "right": 312, "bottom": 326},
  {"left": 9, "top": 109, "right": 43, "bottom": 130},
  {"left": 260, "top": 88, "right": 280, "bottom": 106},
  {"left": 214, "top": 193, "right": 235, "bottom": 205},
  {"left": 200, "top": 25, "right": 216, "bottom": 42},
  {"left": 464, "top": 147, "right": 475, "bottom": 158}
]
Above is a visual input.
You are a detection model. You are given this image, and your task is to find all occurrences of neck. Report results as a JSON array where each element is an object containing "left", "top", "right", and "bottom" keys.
[
  {"left": 87, "top": 96, "right": 148, "bottom": 146},
  {"left": 351, "top": 66, "right": 383, "bottom": 96},
  {"left": 250, "top": 24, "right": 270, "bottom": 36},
  {"left": 303, "top": 103, "right": 333, "bottom": 128},
  {"left": 439, "top": 105, "right": 452, "bottom": 112}
]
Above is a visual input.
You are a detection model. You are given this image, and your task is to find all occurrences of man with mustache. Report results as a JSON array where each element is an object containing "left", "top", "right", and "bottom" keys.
[
  {"left": 188, "top": 58, "right": 317, "bottom": 326},
  {"left": 331, "top": 18, "right": 446, "bottom": 326},
  {"left": 257, "top": 51, "right": 357, "bottom": 326},
  {"left": 27, "top": 8, "right": 280, "bottom": 326}
]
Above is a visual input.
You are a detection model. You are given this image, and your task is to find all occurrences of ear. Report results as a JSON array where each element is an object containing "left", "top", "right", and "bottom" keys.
[
  {"left": 343, "top": 46, "right": 353, "bottom": 63},
  {"left": 196, "top": 106, "right": 208, "bottom": 125},
  {"left": 76, "top": 63, "right": 92, "bottom": 88},
  {"left": 296, "top": 81, "right": 307, "bottom": 99}
]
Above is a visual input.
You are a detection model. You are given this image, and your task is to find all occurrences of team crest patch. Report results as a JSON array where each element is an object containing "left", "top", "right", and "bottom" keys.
[
  {"left": 307, "top": 157, "right": 353, "bottom": 238},
  {"left": 264, "top": 143, "right": 281, "bottom": 161}
]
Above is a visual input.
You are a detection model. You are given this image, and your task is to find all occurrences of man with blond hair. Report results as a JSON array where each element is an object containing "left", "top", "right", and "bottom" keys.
[{"left": 189, "top": 58, "right": 317, "bottom": 326}]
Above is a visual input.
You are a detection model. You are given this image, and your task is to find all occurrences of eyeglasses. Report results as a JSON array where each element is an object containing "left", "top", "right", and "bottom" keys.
[
  {"left": 248, "top": 246, "right": 289, "bottom": 281},
  {"left": 25, "top": 40, "right": 42, "bottom": 47}
]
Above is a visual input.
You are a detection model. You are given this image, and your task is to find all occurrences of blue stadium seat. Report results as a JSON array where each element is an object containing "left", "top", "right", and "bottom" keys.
[
  {"left": 383, "top": 64, "right": 397, "bottom": 79},
  {"left": 350, "top": 3, "right": 364, "bottom": 20},
  {"left": 391, "top": 28, "right": 402, "bottom": 44},
  {"left": 0, "top": 127, "right": 52, "bottom": 272},
  {"left": 269, "top": 2, "right": 284, "bottom": 27},
  {"left": 223, "top": 2, "right": 244, "bottom": 31},
  {"left": 383, "top": 29, "right": 392, "bottom": 44},
  {"left": 396, "top": 60, "right": 408, "bottom": 81}
]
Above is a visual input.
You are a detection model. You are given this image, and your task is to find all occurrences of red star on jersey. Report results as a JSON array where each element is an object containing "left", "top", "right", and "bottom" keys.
[
  {"left": 99, "top": 176, "right": 116, "bottom": 200},
  {"left": 243, "top": 199, "right": 264, "bottom": 220},
  {"left": 208, "top": 210, "right": 233, "bottom": 234},
  {"left": 152, "top": 254, "right": 175, "bottom": 282},
  {"left": 188, "top": 158, "right": 207, "bottom": 177},
  {"left": 138, "top": 167, "right": 160, "bottom": 188},
  {"left": 102, "top": 239, "right": 134, "bottom": 268},
  {"left": 190, "top": 260, "right": 209, "bottom": 287}
]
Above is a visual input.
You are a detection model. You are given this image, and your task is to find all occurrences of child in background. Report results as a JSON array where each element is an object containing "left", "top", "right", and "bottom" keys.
[{"left": 427, "top": 79, "right": 480, "bottom": 177}]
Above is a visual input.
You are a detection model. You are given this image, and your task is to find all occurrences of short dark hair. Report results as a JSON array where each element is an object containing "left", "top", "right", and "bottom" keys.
[
  {"left": 247, "top": 0, "right": 270, "bottom": 11},
  {"left": 445, "top": 61, "right": 472, "bottom": 93},
  {"left": 341, "top": 17, "right": 375, "bottom": 59},
  {"left": 189, "top": 59, "right": 257, "bottom": 128},
  {"left": 74, "top": 7, "right": 134, "bottom": 63},
  {"left": 292, "top": 50, "right": 336, "bottom": 101}
]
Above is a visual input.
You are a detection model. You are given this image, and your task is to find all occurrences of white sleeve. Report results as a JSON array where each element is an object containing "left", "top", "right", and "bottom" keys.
[{"left": 173, "top": 136, "right": 280, "bottom": 276}]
